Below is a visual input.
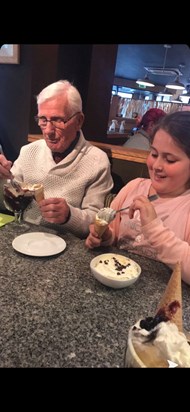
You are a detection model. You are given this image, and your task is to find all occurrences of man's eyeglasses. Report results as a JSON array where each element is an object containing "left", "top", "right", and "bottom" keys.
[{"left": 34, "top": 112, "right": 80, "bottom": 129}]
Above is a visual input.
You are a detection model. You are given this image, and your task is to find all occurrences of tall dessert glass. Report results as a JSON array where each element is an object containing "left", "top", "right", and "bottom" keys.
[{"left": 3, "top": 180, "right": 33, "bottom": 227}]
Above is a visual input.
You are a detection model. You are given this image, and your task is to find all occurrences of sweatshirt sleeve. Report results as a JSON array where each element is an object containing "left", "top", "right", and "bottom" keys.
[
  {"left": 109, "top": 178, "right": 147, "bottom": 242},
  {"left": 142, "top": 217, "right": 190, "bottom": 285}
]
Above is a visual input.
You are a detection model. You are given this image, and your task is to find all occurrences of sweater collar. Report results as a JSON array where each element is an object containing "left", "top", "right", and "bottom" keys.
[{"left": 52, "top": 131, "right": 80, "bottom": 163}]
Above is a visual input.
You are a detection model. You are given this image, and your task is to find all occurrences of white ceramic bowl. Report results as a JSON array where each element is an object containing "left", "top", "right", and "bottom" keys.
[{"left": 90, "top": 253, "right": 141, "bottom": 289}]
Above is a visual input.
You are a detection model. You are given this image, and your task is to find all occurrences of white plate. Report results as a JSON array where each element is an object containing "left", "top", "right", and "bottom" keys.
[
  {"left": 90, "top": 253, "right": 141, "bottom": 289},
  {"left": 12, "top": 232, "right": 66, "bottom": 257}
]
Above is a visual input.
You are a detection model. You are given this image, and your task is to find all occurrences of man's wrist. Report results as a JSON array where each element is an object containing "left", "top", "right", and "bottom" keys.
[{"left": 63, "top": 208, "right": 71, "bottom": 224}]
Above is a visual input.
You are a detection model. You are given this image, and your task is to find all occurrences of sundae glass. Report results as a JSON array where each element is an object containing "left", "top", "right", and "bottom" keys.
[{"left": 3, "top": 179, "right": 34, "bottom": 225}]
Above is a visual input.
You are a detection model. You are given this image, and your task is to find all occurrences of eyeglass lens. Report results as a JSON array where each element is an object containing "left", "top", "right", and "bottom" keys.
[{"left": 34, "top": 112, "right": 80, "bottom": 128}]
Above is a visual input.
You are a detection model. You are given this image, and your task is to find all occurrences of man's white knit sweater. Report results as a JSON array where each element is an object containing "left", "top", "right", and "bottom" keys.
[{"left": 10, "top": 132, "right": 113, "bottom": 237}]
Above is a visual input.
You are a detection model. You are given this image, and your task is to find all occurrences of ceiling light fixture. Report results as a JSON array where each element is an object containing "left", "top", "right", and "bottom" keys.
[
  {"left": 160, "top": 44, "right": 171, "bottom": 73},
  {"left": 145, "top": 45, "right": 181, "bottom": 81},
  {"left": 157, "top": 46, "right": 173, "bottom": 98},
  {"left": 180, "top": 84, "right": 190, "bottom": 98},
  {"left": 137, "top": 45, "right": 172, "bottom": 89},
  {"left": 165, "top": 75, "right": 185, "bottom": 90},
  {"left": 165, "top": 64, "right": 185, "bottom": 90},
  {"left": 179, "top": 85, "right": 190, "bottom": 103},
  {"left": 136, "top": 73, "right": 155, "bottom": 87}
]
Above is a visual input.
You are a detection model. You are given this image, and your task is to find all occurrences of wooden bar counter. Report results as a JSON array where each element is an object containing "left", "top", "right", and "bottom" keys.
[{"left": 27, "top": 134, "right": 149, "bottom": 164}]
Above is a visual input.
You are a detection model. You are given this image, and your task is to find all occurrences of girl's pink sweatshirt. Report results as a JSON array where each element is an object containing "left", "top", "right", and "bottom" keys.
[{"left": 109, "top": 178, "right": 190, "bottom": 285}]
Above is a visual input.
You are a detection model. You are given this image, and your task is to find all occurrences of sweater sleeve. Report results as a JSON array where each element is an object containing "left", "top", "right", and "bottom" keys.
[
  {"left": 142, "top": 217, "right": 190, "bottom": 285},
  {"left": 61, "top": 153, "right": 113, "bottom": 237},
  {"left": 109, "top": 178, "right": 148, "bottom": 242}
]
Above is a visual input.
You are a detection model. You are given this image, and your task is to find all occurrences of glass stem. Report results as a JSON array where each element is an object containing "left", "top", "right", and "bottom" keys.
[{"left": 14, "top": 211, "right": 22, "bottom": 224}]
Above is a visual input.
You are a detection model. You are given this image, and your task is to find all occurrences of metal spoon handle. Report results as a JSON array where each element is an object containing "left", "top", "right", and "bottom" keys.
[
  {"left": 9, "top": 176, "right": 22, "bottom": 192},
  {"left": 115, "top": 194, "right": 158, "bottom": 214}
]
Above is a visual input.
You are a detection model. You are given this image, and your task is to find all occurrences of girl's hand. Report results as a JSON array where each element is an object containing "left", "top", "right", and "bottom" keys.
[
  {"left": 129, "top": 195, "right": 157, "bottom": 226},
  {"left": 85, "top": 223, "right": 112, "bottom": 249}
]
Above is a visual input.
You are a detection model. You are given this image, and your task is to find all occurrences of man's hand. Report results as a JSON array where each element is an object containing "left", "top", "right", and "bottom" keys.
[
  {"left": 38, "top": 198, "right": 70, "bottom": 224},
  {"left": 0, "top": 154, "right": 12, "bottom": 178}
]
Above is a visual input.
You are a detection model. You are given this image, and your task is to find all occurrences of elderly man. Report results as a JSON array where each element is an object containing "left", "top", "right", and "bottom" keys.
[{"left": 0, "top": 80, "right": 113, "bottom": 237}]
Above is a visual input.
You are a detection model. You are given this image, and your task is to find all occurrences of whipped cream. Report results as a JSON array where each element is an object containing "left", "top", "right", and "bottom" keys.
[
  {"left": 131, "top": 319, "right": 190, "bottom": 367},
  {"left": 95, "top": 254, "right": 140, "bottom": 280},
  {"left": 21, "top": 183, "right": 43, "bottom": 192}
]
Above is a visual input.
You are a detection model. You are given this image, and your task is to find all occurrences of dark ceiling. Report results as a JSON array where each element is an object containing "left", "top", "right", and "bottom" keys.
[{"left": 115, "top": 44, "right": 190, "bottom": 92}]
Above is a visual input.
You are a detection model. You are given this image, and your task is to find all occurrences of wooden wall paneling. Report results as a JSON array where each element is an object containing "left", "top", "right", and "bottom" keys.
[
  {"left": 82, "top": 45, "right": 118, "bottom": 140},
  {"left": 29, "top": 45, "right": 59, "bottom": 134}
]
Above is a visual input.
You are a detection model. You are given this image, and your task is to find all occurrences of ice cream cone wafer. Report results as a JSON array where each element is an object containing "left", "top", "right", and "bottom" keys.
[
  {"left": 34, "top": 184, "right": 44, "bottom": 203},
  {"left": 132, "top": 340, "right": 169, "bottom": 368},
  {"left": 94, "top": 217, "right": 108, "bottom": 237},
  {"left": 156, "top": 262, "right": 182, "bottom": 332}
]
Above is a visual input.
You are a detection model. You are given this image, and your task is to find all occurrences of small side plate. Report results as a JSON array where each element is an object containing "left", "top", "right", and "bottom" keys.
[{"left": 12, "top": 232, "right": 66, "bottom": 257}]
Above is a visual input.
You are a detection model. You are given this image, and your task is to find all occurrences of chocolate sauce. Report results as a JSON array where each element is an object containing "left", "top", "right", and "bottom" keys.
[
  {"left": 4, "top": 186, "right": 33, "bottom": 212},
  {"left": 139, "top": 300, "right": 180, "bottom": 332}
]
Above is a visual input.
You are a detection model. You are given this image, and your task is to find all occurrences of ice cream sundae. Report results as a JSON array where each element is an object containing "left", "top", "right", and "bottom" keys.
[
  {"left": 125, "top": 262, "right": 190, "bottom": 368},
  {"left": 3, "top": 181, "right": 44, "bottom": 212}
]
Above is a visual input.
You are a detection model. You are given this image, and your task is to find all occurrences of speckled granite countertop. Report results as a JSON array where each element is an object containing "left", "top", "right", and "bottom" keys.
[{"left": 0, "top": 221, "right": 190, "bottom": 368}]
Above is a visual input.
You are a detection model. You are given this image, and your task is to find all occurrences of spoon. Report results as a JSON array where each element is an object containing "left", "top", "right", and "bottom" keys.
[
  {"left": 9, "top": 177, "right": 22, "bottom": 192},
  {"left": 115, "top": 194, "right": 158, "bottom": 214},
  {"left": 97, "top": 194, "right": 159, "bottom": 223}
]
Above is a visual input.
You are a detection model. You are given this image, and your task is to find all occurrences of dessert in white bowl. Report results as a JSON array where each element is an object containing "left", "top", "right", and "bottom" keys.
[{"left": 90, "top": 253, "right": 141, "bottom": 289}]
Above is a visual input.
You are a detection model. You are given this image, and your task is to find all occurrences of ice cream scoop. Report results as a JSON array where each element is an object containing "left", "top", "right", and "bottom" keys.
[
  {"left": 94, "top": 207, "right": 116, "bottom": 237},
  {"left": 96, "top": 207, "right": 116, "bottom": 223},
  {"left": 96, "top": 194, "right": 159, "bottom": 225},
  {"left": 17, "top": 182, "right": 44, "bottom": 201}
]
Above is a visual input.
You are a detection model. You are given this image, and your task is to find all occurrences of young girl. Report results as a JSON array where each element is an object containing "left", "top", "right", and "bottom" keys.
[{"left": 86, "top": 111, "right": 190, "bottom": 285}]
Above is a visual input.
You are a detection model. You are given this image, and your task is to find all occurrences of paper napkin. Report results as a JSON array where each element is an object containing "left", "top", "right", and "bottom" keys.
[{"left": 0, "top": 213, "right": 15, "bottom": 227}]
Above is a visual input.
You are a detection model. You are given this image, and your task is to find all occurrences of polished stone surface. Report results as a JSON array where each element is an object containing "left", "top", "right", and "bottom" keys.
[{"left": 0, "top": 221, "right": 190, "bottom": 368}]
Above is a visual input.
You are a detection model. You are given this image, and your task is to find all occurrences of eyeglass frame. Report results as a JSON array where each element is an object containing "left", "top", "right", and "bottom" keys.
[{"left": 34, "top": 111, "right": 81, "bottom": 129}]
